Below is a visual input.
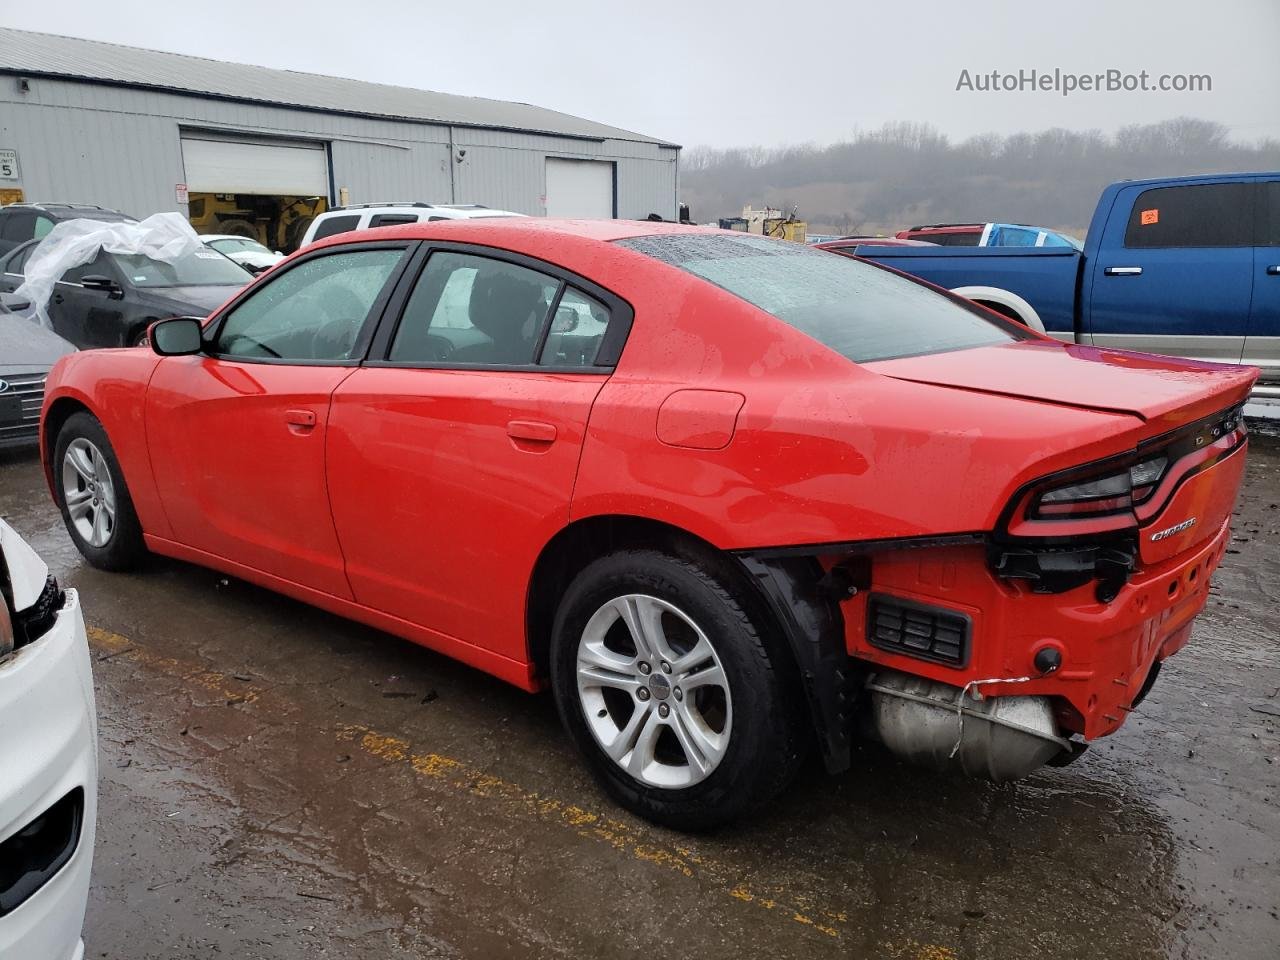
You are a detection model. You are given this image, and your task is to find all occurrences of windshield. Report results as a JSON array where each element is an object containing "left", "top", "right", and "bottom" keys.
[
  {"left": 616, "top": 233, "right": 1027, "bottom": 363},
  {"left": 207, "top": 237, "right": 269, "bottom": 254},
  {"left": 112, "top": 248, "right": 250, "bottom": 287}
]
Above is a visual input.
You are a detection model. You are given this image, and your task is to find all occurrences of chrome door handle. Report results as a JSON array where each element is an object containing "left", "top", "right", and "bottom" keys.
[
  {"left": 1267, "top": 265, "right": 1280, "bottom": 276},
  {"left": 1104, "top": 266, "right": 1143, "bottom": 277}
]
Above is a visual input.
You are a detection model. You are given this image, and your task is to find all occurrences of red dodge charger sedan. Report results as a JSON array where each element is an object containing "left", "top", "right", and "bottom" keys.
[{"left": 40, "top": 219, "right": 1255, "bottom": 828}]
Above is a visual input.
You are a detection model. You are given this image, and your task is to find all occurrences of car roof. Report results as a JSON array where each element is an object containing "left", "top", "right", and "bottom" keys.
[
  {"left": 3, "top": 203, "right": 135, "bottom": 221},
  {"left": 308, "top": 217, "right": 722, "bottom": 253},
  {"left": 200, "top": 234, "right": 263, "bottom": 242}
]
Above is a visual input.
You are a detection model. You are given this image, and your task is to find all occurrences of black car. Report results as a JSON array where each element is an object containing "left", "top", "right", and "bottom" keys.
[
  {"left": 0, "top": 203, "right": 137, "bottom": 256},
  {"left": 0, "top": 240, "right": 252, "bottom": 348}
]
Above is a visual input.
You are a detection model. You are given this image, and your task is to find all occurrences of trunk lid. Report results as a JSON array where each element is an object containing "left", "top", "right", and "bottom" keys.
[{"left": 866, "top": 339, "right": 1257, "bottom": 427}]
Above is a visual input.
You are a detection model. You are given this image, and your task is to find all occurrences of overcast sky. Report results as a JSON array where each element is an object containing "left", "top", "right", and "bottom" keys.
[{"left": 5, "top": 0, "right": 1278, "bottom": 148}]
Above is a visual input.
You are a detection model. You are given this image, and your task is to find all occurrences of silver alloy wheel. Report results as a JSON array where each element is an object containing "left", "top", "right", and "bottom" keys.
[
  {"left": 61, "top": 437, "right": 117, "bottom": 548},
  {"left": 576, "top": 594, "right": 733, "bottom": 789}
]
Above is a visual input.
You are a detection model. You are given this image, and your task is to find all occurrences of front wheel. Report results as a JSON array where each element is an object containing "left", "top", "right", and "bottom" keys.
[
  {"left": 54, "top": 412, "right": 147, "bottom": 570},
  {"left": 550, "top": 549, "right": 804, "bottom": 830}
]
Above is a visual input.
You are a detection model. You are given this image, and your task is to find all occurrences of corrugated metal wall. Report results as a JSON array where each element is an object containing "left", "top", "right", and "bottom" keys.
[{"left": 0, "top": 76, "right": 677, "bottom": 218}]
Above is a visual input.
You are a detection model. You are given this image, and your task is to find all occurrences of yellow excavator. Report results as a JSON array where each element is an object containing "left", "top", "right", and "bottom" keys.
[{"left": 187, "top": 194, "right": 328, "bottom": 253}]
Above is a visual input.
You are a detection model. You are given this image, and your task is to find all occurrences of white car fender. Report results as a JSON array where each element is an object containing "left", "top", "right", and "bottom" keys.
[{"left": 950, "top": 285, "right": 1046, "bottom": 334}]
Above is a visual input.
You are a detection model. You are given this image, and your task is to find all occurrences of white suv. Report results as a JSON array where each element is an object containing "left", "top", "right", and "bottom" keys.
[{"left": 299, "top": 203, "right": 524, "bottom": 248}]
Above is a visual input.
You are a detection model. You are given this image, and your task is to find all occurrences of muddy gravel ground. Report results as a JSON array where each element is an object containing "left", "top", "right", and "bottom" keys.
[{"left": 2, "top": 434, "right": 1278, "bottom": 960}]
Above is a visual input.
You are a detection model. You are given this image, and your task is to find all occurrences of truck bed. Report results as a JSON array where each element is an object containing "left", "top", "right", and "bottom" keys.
[{"left": 855, "top": 245, "right": 1081, "bottom": 336}]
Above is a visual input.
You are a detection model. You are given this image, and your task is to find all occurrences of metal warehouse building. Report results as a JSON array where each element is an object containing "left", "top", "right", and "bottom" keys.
[{"left": 0, "top": 28, "right": 679, "bottom": 249}]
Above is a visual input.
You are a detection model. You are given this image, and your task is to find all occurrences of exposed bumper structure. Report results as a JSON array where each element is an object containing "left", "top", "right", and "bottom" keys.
[{"left": 0, "top": 570, "right": 96, "bottom": 960}]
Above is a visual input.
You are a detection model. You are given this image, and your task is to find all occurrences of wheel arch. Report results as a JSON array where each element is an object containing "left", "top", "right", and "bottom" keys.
[
  {"left": 951, "top": 285, "right": 1046, "bottom": 333},
  {"left": 526, "top": 514, "right": 855, "bottom": 771},
  {"left": 41, "top": 394, "right": 95, "bottom": 495}
]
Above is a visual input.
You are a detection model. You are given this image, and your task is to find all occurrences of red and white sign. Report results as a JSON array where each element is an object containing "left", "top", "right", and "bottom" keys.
[{"left": 175, "top": 183, "right": 189, "bottom": 204}]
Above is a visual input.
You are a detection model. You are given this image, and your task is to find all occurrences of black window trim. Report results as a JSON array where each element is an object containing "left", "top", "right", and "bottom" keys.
[
  {"left": 200, "top": 239, "right": 419, "bottom": 367},
  {"left": 363, "top": 240, "right": 635, "bottom": 374}
]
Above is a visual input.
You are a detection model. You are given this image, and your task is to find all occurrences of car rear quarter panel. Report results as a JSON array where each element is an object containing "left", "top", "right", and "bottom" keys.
[
  {"left": 41, "top": 349, "right": 171, "bottom": 539},
  {"left": 566, "top": 270, "right": 1148, "bottom": 550}
]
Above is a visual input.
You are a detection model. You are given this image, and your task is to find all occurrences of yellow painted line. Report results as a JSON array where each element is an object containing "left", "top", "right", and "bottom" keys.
[
  {"left": 86, "top": 623, "right": 959, "bottom": 956},
  {"left": 89, "top": 626, "right": 262, "bottom": 704},
  {"left": 335, "top": 720, "right": 844, "bottom": 935}
]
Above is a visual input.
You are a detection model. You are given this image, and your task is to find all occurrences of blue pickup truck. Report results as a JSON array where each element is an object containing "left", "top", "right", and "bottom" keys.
[{"left": 855, "top": 173, "right": 1280, "bottom": 397}]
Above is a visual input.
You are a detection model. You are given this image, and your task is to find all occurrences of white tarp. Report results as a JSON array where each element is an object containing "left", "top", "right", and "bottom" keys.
[{"left": 16, "top": 213, "right": 203, "bottom": 328}]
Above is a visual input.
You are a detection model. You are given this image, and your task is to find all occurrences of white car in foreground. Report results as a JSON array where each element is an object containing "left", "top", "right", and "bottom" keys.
[{"left": 0, "top": 519, "right": 96, "bottom": 960}]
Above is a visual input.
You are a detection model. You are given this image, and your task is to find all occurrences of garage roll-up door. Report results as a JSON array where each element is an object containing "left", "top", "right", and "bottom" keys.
[
  {"left": 181, "top": 135, "right": 329, "bottom": 195},
  {"left": 545, "top": 158, "right": 615, "bottom": 219}
]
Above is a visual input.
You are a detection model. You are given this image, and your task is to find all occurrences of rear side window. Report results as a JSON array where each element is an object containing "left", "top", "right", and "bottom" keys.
[
  {"left": 32, "top": 215, "right": 54, "bottom": 240},
  {"left": 311, "top": 215, "right": 362, "bottom": 242},
  {"left": 540, "top": 288, "right": 611, "bottom": 367},
  {"left": 369, "top": 214, "right": 420, "bottom": 228},
  {"left": 1124, "top": 183, "right": 1254, "bottom": 248},
  {"left": 389, "top": 252, "right": 559, "bottom": 365},
  {"left": 1262, "top": 181, "right": 1280, "bottom": 246},
  {"left": 616, "top": 233, "right": 1023, "bottom": 364},
  {"left": 0, "top": 211, "right": 33, "bottom": 243}
]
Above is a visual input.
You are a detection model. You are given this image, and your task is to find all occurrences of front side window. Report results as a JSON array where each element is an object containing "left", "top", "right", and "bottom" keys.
[
  {"left": 617, "top": 233, "right": 1024, "bottom": 364},
  {"left": 1124, "top": 183, "right": 1254, "bottom": 248},
  {"left": 214, "top": 248, "right": 404, "bottom": 361},
  {"left": 311, "top": 215, "right": 362, "bottom": 242},
  {"left": 61, "top": 251, "right": 109, "bottom": 285},
  {"left": 389, "top": 252, "right": 559, "bottom": 365}
]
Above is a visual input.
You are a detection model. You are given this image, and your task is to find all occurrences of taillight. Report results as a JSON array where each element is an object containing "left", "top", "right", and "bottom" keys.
[
  {"left": 1002, "top": 404, "right": 1247, "bottom": 541},
  {"left": 1032, "top": 454, "right": 1169, "bottom": 519}
]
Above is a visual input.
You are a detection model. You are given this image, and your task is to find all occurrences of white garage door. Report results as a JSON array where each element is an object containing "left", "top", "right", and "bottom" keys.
[
  {"left": 545, "top": 158, "right": 614, "bottom": 219},
  {"left": 181, "top": 135, "right": 329, "bottom": 195}
]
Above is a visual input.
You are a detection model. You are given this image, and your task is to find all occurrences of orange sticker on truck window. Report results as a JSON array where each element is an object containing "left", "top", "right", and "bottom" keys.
[{"left": 1140, "top": 208, "right": 1159, "bottom": 225}]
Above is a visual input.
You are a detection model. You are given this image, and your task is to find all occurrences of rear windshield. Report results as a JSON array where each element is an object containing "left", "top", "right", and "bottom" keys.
[
  {"left": 616, "top": 233, "right": 1024, "bottom": 363},
  {"left": 112, "top": 249, "right": 251, "bottom": 287}
]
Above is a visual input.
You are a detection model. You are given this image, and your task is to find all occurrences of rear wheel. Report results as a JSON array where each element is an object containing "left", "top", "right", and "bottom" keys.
[
  {"left": 54, "top": 412, "right": 146, "bottom": 570},
  {"left": 550, "top": 549, "right": 804, "bottom": 830}
]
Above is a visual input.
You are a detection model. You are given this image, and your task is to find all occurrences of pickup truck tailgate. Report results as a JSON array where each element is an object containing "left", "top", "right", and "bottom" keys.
[{"left": 866, "top": 339, "right": 1257, "bottom": 425}]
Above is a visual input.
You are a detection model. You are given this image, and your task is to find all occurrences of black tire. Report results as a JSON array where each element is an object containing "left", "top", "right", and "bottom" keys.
[
  {"left": 217, "top": 218, "right": 259, "bottom": 240},
  {"left": 53, "top": 411, "right": 147, "bottom": 571},
  {"left": 128, "top": 323, "right": 153, "bottom": 347},
  {"left": 550, "top": 549, "right": 804, "bottom": 830}
]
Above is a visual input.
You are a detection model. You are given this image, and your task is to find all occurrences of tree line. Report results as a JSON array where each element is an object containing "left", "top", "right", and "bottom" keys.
[{"left": 681, "top": 118, "right": 1280, "bottom": 237}]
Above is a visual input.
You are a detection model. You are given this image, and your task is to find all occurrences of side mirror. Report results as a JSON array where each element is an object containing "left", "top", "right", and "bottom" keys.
[
  {"left": 81, "top": 274, "right": 123, "bottom": 299},
  {"left": 150, "top": 317, "right": 204, "bottom": 356}
]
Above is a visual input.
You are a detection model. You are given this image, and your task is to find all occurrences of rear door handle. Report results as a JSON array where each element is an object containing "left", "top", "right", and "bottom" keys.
[
  {"left": 53, "top": 293, "right": 65, "bottom": 304},
  {"left": 507, "top": 419, "right": 557, "bottom": 444},
  {"left": 285, "top": 409, "right": 317, "bottom": 432},
  {"left": 1104, "top": 266, "right": 1143, "bottom": 277},
  {"left": 1267, "top": 265, "right": 1280, "bottom": 276}
]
